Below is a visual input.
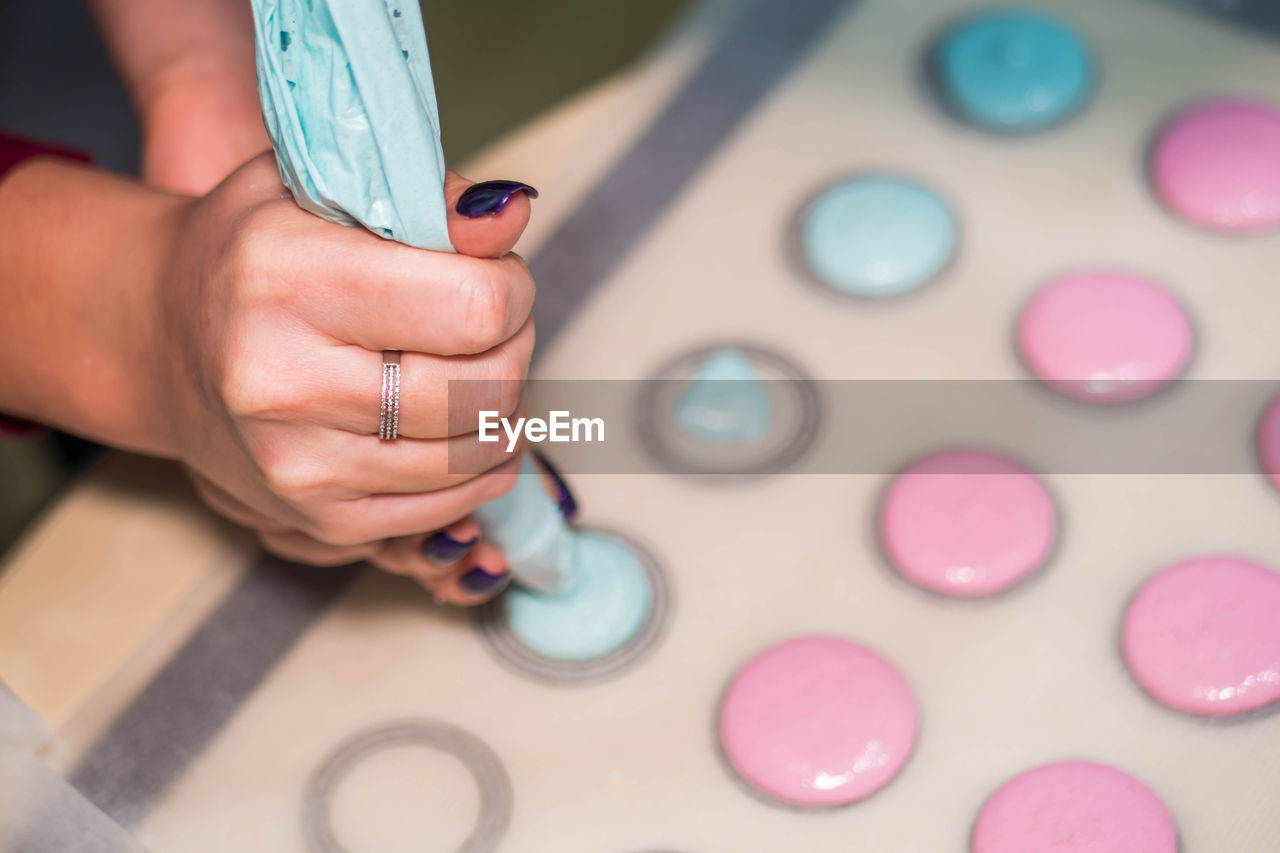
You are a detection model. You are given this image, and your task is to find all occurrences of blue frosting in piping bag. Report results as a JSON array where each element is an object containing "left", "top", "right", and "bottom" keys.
[
  {"left": 252, "top": 0, "right": 452, "bottom": 251},
  {"left": 250, "top": 1, "right": 571, "bottom": 592}
]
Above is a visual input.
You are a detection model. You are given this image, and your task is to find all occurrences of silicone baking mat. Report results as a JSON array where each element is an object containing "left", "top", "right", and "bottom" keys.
[{"left": 53, "top": 0, "right": 1280, "bottom": 849}]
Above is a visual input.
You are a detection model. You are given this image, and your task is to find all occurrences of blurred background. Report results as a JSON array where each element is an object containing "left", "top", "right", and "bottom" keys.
[{"left": 0, "top": 0, "right": 692, "bottom": 556}]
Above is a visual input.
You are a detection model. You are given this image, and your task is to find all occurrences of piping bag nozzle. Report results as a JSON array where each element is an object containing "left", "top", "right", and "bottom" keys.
[{"left": 473, "top": 455, "right": 574, "bottom": 595}]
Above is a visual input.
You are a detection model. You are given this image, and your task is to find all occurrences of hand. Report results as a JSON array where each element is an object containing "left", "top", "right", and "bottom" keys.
[
  {"left": 158, "top": 155, "right": 539, "bottom": 603},
  {"left": 88, "top": 0, "right": 269, "bottom": 195},
  {"left": 141, "top": 57, "right": 270, "bottom": 195}
]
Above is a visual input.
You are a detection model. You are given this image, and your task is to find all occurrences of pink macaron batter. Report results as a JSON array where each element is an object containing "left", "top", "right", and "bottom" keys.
[
  {"left": 1150, "top": 96, "right": 1280, "bottom": 232},
  {"left": 718, "top": 636, "right": 917, "bottom": 807},
  {"left": 972, "top": 761, "right": 1178, "bottom": 853},
  {"left": 1017, "top": 271, "right": 1192, "bottom": 404},
  {"left": 880, "top": 450, "right": 1056, "bottom": 597},
  {"left": 1122, "top": 555, "right": 1280, "bottom": 717}
]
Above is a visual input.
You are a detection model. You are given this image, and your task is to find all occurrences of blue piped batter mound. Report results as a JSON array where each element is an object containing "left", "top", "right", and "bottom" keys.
[
  {"left": 802, "top": 175, "right": 957, "bottom": 297},
  {"left": 504, "top": 532, "right": 652, "bottom": 661},
  {"left": 935, "top": 9, "right": 1093, "bottom": 133},
  {"left": 674, "top": 348, "right": 772, "bottom": 444}
]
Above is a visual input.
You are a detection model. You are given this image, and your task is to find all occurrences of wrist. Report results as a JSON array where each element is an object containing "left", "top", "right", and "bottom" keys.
[
  {"left": 139, "top": 52, "right": 269, "bottom": 195},
  {"left": 0, "top": 158, "right": 191, "bottom": 457}
]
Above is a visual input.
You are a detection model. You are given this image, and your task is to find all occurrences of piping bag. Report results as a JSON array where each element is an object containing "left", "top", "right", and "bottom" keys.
[{"left": 250, "top": 0, "right": 572, "bottom": 594}]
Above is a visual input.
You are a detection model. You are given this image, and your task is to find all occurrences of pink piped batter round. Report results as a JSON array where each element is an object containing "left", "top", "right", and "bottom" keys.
[
  {"left": 1017, "top": 271, "right": 1192, "bottom": 404},
  {"left": 1258, "top": 394, "right": 1280, "bottom": 492},
  {"left": 1122, "top": 555, "right": 1280, "bottom": 717},
  {"left": 972, "top": 761, "right": 1177, "bottom": 853},
  {"left": 1150, "top": 97, "right": 1280, "bottom": 232},
  {"left": 880, "top": 450, "right": 1056, "bottom": 597},
  {"left": 718, "top": 636, "right": 917, "bottom": 807}
]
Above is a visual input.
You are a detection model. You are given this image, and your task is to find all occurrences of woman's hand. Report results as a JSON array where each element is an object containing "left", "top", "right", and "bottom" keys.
[
  {"left": 19, "top": 1, "right": 556, "bottom": 603},
  {"left": 0, "top": 153, "right": 539, "bottom": 604},
  {"left": 159, "top": 157, "right": 540, "bottom": 602}
]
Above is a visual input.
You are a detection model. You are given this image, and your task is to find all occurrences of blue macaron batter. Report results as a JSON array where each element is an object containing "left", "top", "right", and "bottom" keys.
[
  {"left": 801, "top": 175, "right": 958, "bottom": 298},
  {"left": 933, "top": 9, "right": 1094, "bottom": 133}
]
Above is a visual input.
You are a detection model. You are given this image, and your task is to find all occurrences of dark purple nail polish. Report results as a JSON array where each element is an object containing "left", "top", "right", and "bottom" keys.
[
  {"left": 534, "top": 451, "right": 578, "bottom": 521},
  {"left": 455, "top": 180, "right": 539, "bottom": 218},
  {"left": 460, "top": 566, "right": 510, "bottom": 594},
  {"left": 423, "top": 532, "right": 477, "bottom": 564}
]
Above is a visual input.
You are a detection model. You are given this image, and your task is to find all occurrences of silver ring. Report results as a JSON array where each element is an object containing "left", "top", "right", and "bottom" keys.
[{"left": 379, "top": 350, "right": 401, "bottom": 440}]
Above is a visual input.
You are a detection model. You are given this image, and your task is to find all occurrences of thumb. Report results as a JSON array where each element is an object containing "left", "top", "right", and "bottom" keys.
[{"left": 444, "top": 172, "right": 537, "bottom": 259}]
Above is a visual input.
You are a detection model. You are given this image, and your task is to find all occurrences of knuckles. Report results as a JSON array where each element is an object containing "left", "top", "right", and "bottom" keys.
[
  {"left": 451, "top": 254, "right": 535, "bottom": 354},
  {"left": 260, "top": 458, "right": 325, "bottom": 504},
  {"left": 217, "top": 338, "right": 308, "bottom": 421},
  {"left": 484, "top": 337, "right": 531, "bottom": 420},
  {"left": 253, "top": 441, "right": 347, "bottom": 507},
  {"left": 455, "top": 262, "right": 512, "bottom": 353},
  {"left": 223, "top": 200, "right": 308, "bottom": 304}
]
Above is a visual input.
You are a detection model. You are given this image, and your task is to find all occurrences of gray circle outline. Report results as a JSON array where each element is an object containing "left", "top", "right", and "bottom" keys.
[
  {"left": 301, "top": 719, "right": 512, "bottom": 853},
  {"left": 477, "top": 527, "right": 670, "bottom": 685},
  {"left": 637, "top": 342, "right": 822, "bottom": 482}
]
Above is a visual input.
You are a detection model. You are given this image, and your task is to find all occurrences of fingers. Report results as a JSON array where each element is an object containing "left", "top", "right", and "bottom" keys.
[
  {"left": 300, "top": 319, "right": 534, "bottom": 439},
  {"left": 303, "top": 455, "right": 522, "bottom": 546},
  {"left": 419, "top": 517, "right": 482, "bottom": 568},
  {"left": 395, "top": 455, "right": 576, "bottom": 605},
  {"left": 257, "top": 425, "right": 523, "bottom": 501},
  {"left": 444, "top": 172, "right": 535, "bottom": 259},
  {"left": 319, "top": 238, "right": 535, "bottom": 355},
  {"left": 258, "top": 521, "right": 509, "bottom": 606},
  {"left": 213, "top": 158, "right": 537, "bottom": 355},
  {"left": 371, "top": 520, "right": 510, "bottom": 604},
  {"left": 187, "top": 467, "right": 293, "bottom": 533},
  {"left": 531, "top": 450, "right": 579, "bottom": 521},
  {"left": 433, "top": 541, "right": 511, "bottom": 604},
  {"left": 248, "top": 198, "right": 535, "bottom": 356},
  {"left": 259, "top": 530, "right": 375, "bottom": 567},
  {"left": 218, "top": 451, "right": 581, "bottom": 608}
]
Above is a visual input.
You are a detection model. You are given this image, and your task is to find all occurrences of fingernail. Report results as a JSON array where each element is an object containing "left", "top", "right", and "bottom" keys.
[
  {"left": 455, "top": 180, "right": 539, "bottom": 218},
  {"left": 534, "top": 451, "right": 578, "bottom": 521},
  {"left": 422, "top": 532, "right": 477, "bottom": 564},
  {"left": 459, "top": 566, "right": 510, "bottom": 594}
]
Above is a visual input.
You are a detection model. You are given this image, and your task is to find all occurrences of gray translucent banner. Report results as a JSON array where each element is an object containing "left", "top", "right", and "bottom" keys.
[{"left": 448, "top": 379, "right": 1280, "bottom": 476}]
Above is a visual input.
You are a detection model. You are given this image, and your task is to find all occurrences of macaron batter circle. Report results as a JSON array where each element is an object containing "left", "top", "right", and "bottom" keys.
[
  {"left": 800, "top": 175, "right": 957, "bottom": 298},
  {"left": 1017, "top": 271, "right": 1193, "bottom": 404},
  {"left": 1150, "top": 97, "right": 1280, "bottom": 232},
  {"left": 972, "top": 761, "right": 1177, "bottom": 853},
  {"left": 718, "top": 636, "right": 917, "bottom": 807},
  {"left": 1122, "top": 555, "right": 1280, "bottom": 717},
  {"left": 505, "top": 530, "right": 653, "bottom": 661},
  {"left": 880, "top": 450, "right": 1056, "bottom": 597},
  {"left": 933, "top": 9, "right": 1093, "bottom": 133},
  {"left": 638, "top": 343, "right": 821, "bottom": 480}
]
